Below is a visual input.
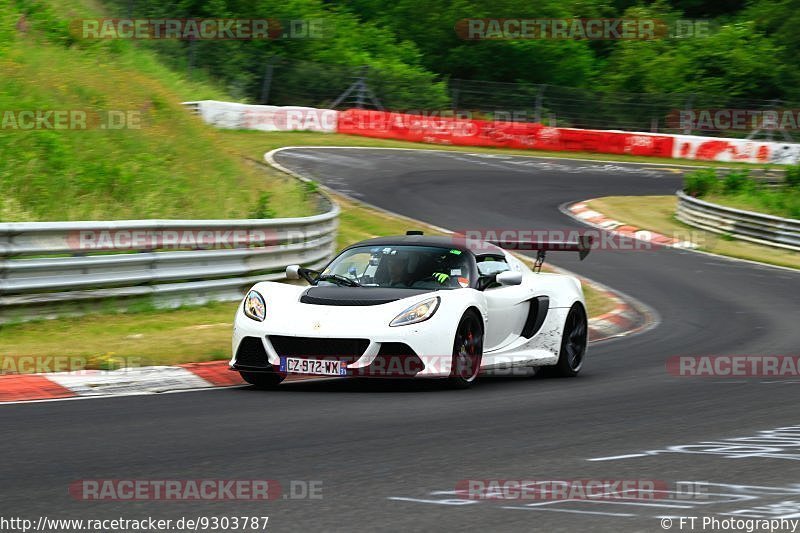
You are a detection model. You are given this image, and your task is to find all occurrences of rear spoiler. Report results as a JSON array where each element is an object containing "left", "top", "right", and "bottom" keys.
[{"left": 488, "top": 235, "right": 594, "bottom": 270}]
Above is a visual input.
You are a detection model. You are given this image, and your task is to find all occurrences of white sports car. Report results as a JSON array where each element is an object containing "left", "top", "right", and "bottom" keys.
[{"left": 231, "top": 232, "right": 590, "bottom": 388}]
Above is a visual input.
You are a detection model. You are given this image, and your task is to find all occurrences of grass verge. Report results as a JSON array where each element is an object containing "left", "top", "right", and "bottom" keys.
[
  {"left": 684, "top": 168, "right": 799, "bottom": 219},
  {"left": 586, "top": 196, "right": 800, "bottom": 270},
  {"left": 0, "top": 4, "right": 314, "bottom": 221}
]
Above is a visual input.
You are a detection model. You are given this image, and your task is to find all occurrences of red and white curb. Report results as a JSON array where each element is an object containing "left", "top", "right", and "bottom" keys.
[
  {"left": 540, "top": 263, "right": 655, "bottom": 344},
  {"left": 585, "top": 282, "right": 653, "bottom": 342},
  {"left": 0, "top": 361, "right": 243, "bottom": 404},
  {"left": 567, "top": 201, "right": 698, "bottom": 249}
]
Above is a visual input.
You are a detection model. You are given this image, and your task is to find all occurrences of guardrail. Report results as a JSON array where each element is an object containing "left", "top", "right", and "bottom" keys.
[
  {"left": 0, "top": 205, "right": 339, "bottom": 322},
  {"left": 676, "top": 190, "right": 800, "bottom": 251}
]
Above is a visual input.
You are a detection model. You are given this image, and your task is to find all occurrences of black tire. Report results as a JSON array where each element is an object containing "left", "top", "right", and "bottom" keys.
[
  {"left": 549, "top": 303, "right": 588, "bottom": 377},
  {"left": 448, "top": 311, "right": 484, "bottom": 389},
  {"left": 240, "top": 370, "right": 284, "bottom": 389}
]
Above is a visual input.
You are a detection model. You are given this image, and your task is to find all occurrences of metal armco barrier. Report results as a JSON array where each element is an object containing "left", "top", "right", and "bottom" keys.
[
  {"left": 676, "top": 190, "right": 800, "bottom": 251},
  {"left": 0, "top": 205, "right": 339, "bottom": 321}
]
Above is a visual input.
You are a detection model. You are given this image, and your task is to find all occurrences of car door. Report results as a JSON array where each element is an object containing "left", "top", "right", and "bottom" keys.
[{"left": 478, "top": 258, "right": 531, "bottom": 350}]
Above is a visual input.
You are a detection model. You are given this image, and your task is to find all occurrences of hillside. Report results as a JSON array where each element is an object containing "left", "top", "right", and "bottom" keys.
[{"left": 0, "top": 1, "right": 312, "bottom": 222}]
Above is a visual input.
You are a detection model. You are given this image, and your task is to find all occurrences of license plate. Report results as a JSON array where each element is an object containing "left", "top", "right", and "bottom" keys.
[{"left": 279, "top": 357, "right": 347, "bottom": 376}]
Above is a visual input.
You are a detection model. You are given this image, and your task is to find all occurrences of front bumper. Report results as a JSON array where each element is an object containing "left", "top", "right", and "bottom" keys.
[
  {"left": 231, "top": 338, "right": 427, "bottom": 378},
  {"left": 231, "top": 303, "right": 457, "bottom": 378}
]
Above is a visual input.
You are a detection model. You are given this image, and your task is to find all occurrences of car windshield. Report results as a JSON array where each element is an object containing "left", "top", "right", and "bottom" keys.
[{"left": 319, "top": 245, "right": 473, "bottom": 289}]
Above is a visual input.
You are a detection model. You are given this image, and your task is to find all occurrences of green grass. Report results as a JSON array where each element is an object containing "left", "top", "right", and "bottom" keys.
[
  {"left": 684, "top": 168, "right": 800, "bottom": 219},
  {"left": 0, "top": 2, "right": 314, "bottom": 222},
  {"left": 703, "top": 191, "right": 800, "bottom": 220},
  {"left": 0, "top": 301, "right": 237, "bottom": 367},
  {"left": 587, "top": 196, "right": 800, "bottom": 270}
]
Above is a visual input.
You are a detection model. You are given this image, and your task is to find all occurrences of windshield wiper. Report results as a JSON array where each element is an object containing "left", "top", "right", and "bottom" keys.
[{"left": 315, "top": 274, "right": 361, "bottom": 287}]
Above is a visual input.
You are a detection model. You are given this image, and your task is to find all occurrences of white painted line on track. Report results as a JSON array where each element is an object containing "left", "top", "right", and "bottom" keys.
[{"left": 587, "top": 453, "right": 651, "bottom": 462}]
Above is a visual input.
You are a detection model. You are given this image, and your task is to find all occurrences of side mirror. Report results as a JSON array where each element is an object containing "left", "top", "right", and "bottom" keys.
[
  {"left": 286, "top": 264, "right": 301, "bottom": 280},
  {"left": 496, "top": 271, "right": 523, "bottom": 286}
]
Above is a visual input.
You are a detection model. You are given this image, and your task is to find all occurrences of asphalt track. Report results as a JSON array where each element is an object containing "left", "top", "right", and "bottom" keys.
[{"left": 3, "top": 148, "right": 800, "bottom": 532}]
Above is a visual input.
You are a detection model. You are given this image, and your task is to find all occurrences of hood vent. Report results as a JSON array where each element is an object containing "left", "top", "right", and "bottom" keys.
[{"left": 299, "top": 286, "right": 431, "bottom": 306}]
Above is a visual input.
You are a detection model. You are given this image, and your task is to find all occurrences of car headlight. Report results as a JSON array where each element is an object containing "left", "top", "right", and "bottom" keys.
[
  {"left": 243, "top": 290, "right": 266, "bottom": 322},
  {"left": 390, "top": 296, "right": 440, "bottom": 327}
]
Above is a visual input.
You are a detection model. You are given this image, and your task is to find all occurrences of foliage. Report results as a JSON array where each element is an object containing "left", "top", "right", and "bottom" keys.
[
  {"left": 0, "top": 1, "right": 313, "bottom": 221},
  {"left": 685, "top": 168, "right": 800, "bottom": 219},
  {"left": 87, "top": 0, "right": 800, "bottom": 106},
  {"left": 684, "top": 169, "right": 718, "bottom": 196},
  {"left": 785, "top": 165, "right": 800, "bottom": 189}
]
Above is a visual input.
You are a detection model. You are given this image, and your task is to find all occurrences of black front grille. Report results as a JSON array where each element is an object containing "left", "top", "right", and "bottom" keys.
[
  {"left": 268, "top": 336, "right": 369, "bottom": 360},
  {"left": 377, "top": 342, "right": 418, "bottom": 357},
  {"left": 234, "top": 337, "right": 270, "bottom": 368},
  {"left": 359, "top": 342, "right": 423, "bottom": 377}
]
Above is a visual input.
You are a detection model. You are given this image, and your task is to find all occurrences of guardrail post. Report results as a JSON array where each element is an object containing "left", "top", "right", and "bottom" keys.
[
  {"left": 260, "top": 56, "right": 278, "bottom": 104},
  {"left": 534, "top": 85, "right": 546, "bottom": 124}
]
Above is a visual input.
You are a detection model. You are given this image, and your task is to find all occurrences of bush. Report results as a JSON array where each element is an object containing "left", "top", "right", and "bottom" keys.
[
  {"left": 785, "top": 165, "right": 800, "bottom": 189},
  {"left": 250, "top": 192, "right": 276, "bottom": 219},
  {"left": 722, "top": 170, "right": 751, "bottom": 193},
  {"left": 787, "top": 193, "right": 800, "bottom": 219},
  {"left": 684, "top": 169, "right": 719, "bottom": 197},
  {"left": 303, "top": 180, "right": 319, "bottom": 200}
]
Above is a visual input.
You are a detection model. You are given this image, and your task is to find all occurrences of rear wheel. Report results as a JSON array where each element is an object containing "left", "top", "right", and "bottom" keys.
[
  {"left": 550, "top": 303, "right": 587, "bottom": 377},
  {"left": 240, "top": 370, "right": 284, "bottom": 389},
  {"left": 448, "top": 311, "right": 484, "bottom": 389}
]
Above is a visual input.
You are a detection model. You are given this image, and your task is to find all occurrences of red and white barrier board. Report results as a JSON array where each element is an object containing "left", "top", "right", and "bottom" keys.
[
  {"left": 672, "top": 134, "right": 800, "bottom": 164},
  {"left": 336, "top": 110, "right": 676, "bottom": 158},
  {"left": 185, "top": 101, "right": 799, "bottom": 164},
  {"left": 190, "top": 100, "right": 338, "bottom": 132}
]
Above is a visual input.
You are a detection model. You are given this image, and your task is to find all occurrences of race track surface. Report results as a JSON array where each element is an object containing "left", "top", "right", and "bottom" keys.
[{"left": 3, "top": 148, "right": 799, "bottom": 532}]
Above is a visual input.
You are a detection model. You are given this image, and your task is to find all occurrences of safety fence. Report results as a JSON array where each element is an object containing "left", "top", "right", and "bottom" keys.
[
  {"left": 183, "top": 56, "right": 800, "bottom": 138},
  {"left": 0, "top": 207, "right": 339, "bottom": 322},
  {"left": 676, "top": 191, "right": 800, "bottom": 251}
]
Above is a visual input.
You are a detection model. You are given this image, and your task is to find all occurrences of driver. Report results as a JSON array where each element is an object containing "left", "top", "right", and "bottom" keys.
[{"left": 387, "top": 253, "right": 411, "bottom": 288}]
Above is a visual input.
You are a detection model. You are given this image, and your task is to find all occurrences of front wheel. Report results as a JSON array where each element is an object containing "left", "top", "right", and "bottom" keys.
[
  {"left": 549, "top": 303, "right": 587, "bottom": 377},
  {"left": 240, "top": 370, "right": 284, "bottom": 389},
  {"left": 448, "top": 311, "right": 484, "bottom": 389}
]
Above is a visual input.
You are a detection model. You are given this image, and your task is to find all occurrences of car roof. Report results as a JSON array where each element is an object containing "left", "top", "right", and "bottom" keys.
[{"left": 344, "top": 235, "right": 506, "bottom": 257}]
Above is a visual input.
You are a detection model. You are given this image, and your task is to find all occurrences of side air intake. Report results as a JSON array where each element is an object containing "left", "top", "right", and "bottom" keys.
[{"left": 521, "top": 296, "right": 549, "bottom": 338}]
